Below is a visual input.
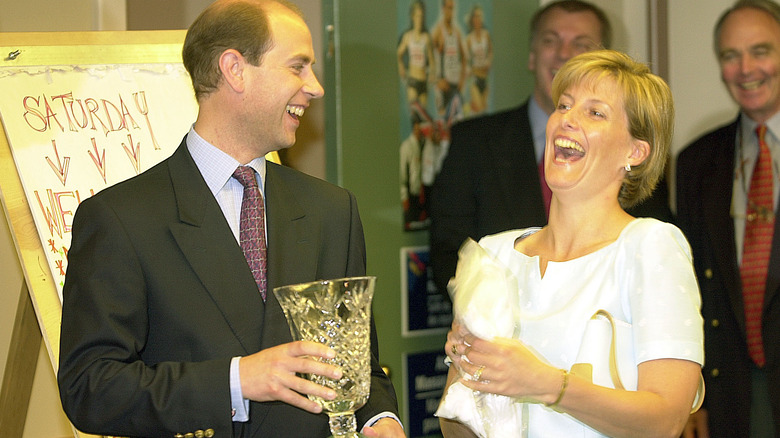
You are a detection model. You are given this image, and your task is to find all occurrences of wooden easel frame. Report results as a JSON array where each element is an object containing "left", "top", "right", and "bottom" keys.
[{"left": 0, "top": 283, "right": 40, "bottom": 437}]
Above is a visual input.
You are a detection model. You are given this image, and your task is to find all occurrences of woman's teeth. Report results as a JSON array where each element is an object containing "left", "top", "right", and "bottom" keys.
[
  {"left": 554, "top": 138, "right": 584, "bottom": 153},
  {"left": 554, "top": 138, "right": 585, "bottom": 161}
]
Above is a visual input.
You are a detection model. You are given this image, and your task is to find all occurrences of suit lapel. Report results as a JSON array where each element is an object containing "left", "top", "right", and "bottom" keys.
[
  {"left": 766, "top": 212, "right": 780, "bottom": 312},
  {"left": 264, "top": 163, "right": 318, "bottom": 290},
  {"left": 701, "top": 119, "right": 752, "bottom": 330},
  {"left": 166, "top": 140, "right": 265, "bottom": 354},
  {"left": 262, "top": 163, "right": 318, "bottom": 348}
]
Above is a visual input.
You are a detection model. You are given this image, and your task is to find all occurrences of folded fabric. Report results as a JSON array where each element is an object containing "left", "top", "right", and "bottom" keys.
[{"left": 435, "top": 238, "right": 525, "bottom": 437}]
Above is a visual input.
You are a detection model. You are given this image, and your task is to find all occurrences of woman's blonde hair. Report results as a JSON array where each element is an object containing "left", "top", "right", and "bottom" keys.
[{"left": 551, "top": 49, "right": 673, "bottom": 208}]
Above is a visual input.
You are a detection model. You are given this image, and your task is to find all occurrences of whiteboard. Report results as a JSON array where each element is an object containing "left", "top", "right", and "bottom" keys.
[{"left": 0, "top": 62, "right": 197, "bottom": 300}]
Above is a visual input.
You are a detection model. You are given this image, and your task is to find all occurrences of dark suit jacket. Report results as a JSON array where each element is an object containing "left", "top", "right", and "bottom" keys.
[
  {"left": 676, "top": 117, "right": 780, "bottom": 436},
  {"left": 58, "top": 138, "right": 398, "bottom": 438},
  {"left": 429, "top": 99, "right": 673, "bottom": 297}
]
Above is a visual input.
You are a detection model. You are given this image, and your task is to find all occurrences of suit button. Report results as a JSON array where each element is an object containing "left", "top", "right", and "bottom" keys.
[
  {"left": 195, "top": 431, "right": 204, "bottom": 438},
  {"left": 205, "top": 429, "right": 215, "bottom": 437},
  {"left": 711, "top": 319, "right": 719, "bottom": 327},
  {"left": 185, "top": 433, "right": 194, "bottom": 438},
  {"left": 710, "top": 368, "right": 719, "bottom": 377},
  {"left": 705, "top": 269, "right": 713, "bottom": 279},
  {"left": 174, "top": 435, "right": 184, "bottom": 438}
]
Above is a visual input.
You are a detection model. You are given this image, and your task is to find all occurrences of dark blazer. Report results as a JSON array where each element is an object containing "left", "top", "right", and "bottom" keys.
[
  {"left": 58, "top": 138, "right": 398, "bottom": 438},
  {"left": 676, "top": 117, "right": 780, "bottom": 435},
  {"left": 430, "top": 102, "right": 544, "bottom": 296},
  {"left": 429, "top": 99, "right": 673, "bottom": 297}
]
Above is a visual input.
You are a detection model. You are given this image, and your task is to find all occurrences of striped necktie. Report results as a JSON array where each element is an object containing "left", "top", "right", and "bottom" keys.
[{"left": 740, "top": 124, "right": 774, "bottom": 367}]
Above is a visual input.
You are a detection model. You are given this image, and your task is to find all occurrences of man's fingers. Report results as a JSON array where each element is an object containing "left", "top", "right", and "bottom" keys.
[
  {"left": 267, "top": 372, "right": 338, "bottom": 413},
  {"left": 274, "top": 385, "right": 325, "bottom": 414},
  {"left": 287, "top": 352, "right": 343, "bottom": 381}
]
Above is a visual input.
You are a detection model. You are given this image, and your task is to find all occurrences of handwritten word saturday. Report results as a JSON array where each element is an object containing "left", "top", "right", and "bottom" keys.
[{"left": 23, "top": 90, "right": 161, "bottom": 149}]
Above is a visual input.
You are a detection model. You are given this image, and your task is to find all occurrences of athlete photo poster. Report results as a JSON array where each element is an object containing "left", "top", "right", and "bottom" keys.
[{"left": 397, "top": 0, "right": 494, "bottom": 231}]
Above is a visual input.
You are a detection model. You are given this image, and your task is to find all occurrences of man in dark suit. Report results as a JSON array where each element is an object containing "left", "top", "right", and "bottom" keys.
[
  {"left": 57, "top": 1, "right": 403, "bottom": 437},
  {"left": 677, "top": 1, "right": 780, "bottom": 436},
  {"left": 429, "top": 1, "right": 673, "bottom": 296}
]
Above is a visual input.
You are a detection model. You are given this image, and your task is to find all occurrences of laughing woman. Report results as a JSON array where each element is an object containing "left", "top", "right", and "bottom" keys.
[{"left": 438, "top": 50, "right": 704, "bottom": 438}]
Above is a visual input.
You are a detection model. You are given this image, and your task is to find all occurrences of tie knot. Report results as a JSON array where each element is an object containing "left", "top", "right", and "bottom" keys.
[
  {"left": 756, "top": 124, "right": 768, "bottom": 144},
  {"left": 233, "top": 166, "right": 258, "bottom": 189}
]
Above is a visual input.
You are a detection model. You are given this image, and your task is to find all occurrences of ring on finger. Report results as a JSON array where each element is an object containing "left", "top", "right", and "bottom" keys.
[
  {"left": 451, "top": 344, "right": 457, "bottom": 355},
  {"left": 472, "top": 365, "right": 485, "bottom": 382}
]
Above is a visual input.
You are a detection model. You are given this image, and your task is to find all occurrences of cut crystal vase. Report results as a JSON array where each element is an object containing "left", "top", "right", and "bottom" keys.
[{"left": 273, "top": 276, "right": 375, "bottom": 438}]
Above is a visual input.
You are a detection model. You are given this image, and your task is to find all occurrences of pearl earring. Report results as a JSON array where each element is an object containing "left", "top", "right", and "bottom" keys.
[{"left": 624, "top": 163, "right": 631, "bottom": 172}]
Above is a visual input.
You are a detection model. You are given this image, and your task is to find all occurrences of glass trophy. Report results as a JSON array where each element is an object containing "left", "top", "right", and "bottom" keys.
[{"left": 273, "top": 276, "right": 375, "bottom": 438}]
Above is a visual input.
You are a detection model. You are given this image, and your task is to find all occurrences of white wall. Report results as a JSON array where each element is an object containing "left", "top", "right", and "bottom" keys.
[
  {"left": 0, "top": 0, "right": 125, "bottom": 31},
  {"left": 669, "top": 1, "right": 736, "bottom": 155}
]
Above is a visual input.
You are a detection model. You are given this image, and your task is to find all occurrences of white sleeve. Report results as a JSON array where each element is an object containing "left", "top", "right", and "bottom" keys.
[{"left": 624, "top": 221, "right": 704, "bottom": 366}]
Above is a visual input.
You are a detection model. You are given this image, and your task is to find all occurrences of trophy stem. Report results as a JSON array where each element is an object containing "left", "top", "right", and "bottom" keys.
[{"left": 327, "top": 411, "right": 365, "bottom": 438}]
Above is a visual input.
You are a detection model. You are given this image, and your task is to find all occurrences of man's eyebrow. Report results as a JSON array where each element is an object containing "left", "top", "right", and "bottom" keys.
[
  {"left": 720, "top": 42, "right": 774, "bottom": 56},
  {"left": 290, "top": 53, "right": 314, "bottom": 64},
  {"left": 750, "top": 42, "right": 774, "bottom": 51}
]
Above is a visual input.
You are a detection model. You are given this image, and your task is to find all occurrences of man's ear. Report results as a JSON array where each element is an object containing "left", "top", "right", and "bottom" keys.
[{"left": 218, "top": 49, "right": 245, "bottom": 93}]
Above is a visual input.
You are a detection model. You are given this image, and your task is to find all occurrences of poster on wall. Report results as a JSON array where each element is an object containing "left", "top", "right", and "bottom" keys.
[
  {"left": 404, "top": 350, "right": 450, "bottom": 438},
  {"left": 401, "top": 246, "right": 453, "bottom": 336},
  {"left": 0, "top": 64, "right": 198, "bottom": 300},
  {"left": 397, "top": 0, "right": 494, "bottom": 231}
]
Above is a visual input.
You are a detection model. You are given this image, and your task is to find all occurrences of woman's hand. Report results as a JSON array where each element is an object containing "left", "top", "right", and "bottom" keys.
[
  {"left": 444, "top": 319, "right": 470, "bottom": 367},
  {"left": 455, "top": 334, "right": 562, "bottom": 405}
]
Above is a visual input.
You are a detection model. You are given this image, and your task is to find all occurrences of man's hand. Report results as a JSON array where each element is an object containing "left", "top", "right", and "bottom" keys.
[
  {"left": 681, "top": 408, "right": 709, "bottom": 438},
  {"left": 239, "top": 341, "right": 342, "bottom": 413},
  {"left": 361, "top": 417, "right": 406, "bottom": 437}
]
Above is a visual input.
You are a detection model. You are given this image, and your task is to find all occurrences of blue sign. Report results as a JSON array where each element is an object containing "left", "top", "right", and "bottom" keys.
[{"left": 404, "top": 350, "right": 450, "bottom": 437}]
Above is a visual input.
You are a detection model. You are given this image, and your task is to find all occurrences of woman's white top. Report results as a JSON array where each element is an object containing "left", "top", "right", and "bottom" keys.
[{"left": 478, "top": 218, "right": 704, "bottom": 437}]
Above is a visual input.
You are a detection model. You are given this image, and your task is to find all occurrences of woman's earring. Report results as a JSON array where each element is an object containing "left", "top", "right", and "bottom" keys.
[{"left": 624, "top": 163, "right": 631, "bottom": 172}]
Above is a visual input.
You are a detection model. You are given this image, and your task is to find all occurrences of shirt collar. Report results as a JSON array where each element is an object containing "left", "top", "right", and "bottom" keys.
[
  {"left": 528, "top": 97, "right": 549, "bottom": 164},
  {"left": 740, "top": 111, "right": 780, "bottom": 142},
  {"left": 186, "top": 127, "right": 267, "bottom": 196}
]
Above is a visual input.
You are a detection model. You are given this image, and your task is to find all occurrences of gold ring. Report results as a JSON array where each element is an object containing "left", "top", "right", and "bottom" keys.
[
  {"left": 473, "top": 365, "right": 485, "bottom": 382},
  {"left": 451, "top": 344, "right": 457, "bottom": 355}
]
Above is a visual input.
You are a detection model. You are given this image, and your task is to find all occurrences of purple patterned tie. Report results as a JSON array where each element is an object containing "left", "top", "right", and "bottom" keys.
[{"left": 233, "top": 166, "right": 267, "bottom": 300}]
